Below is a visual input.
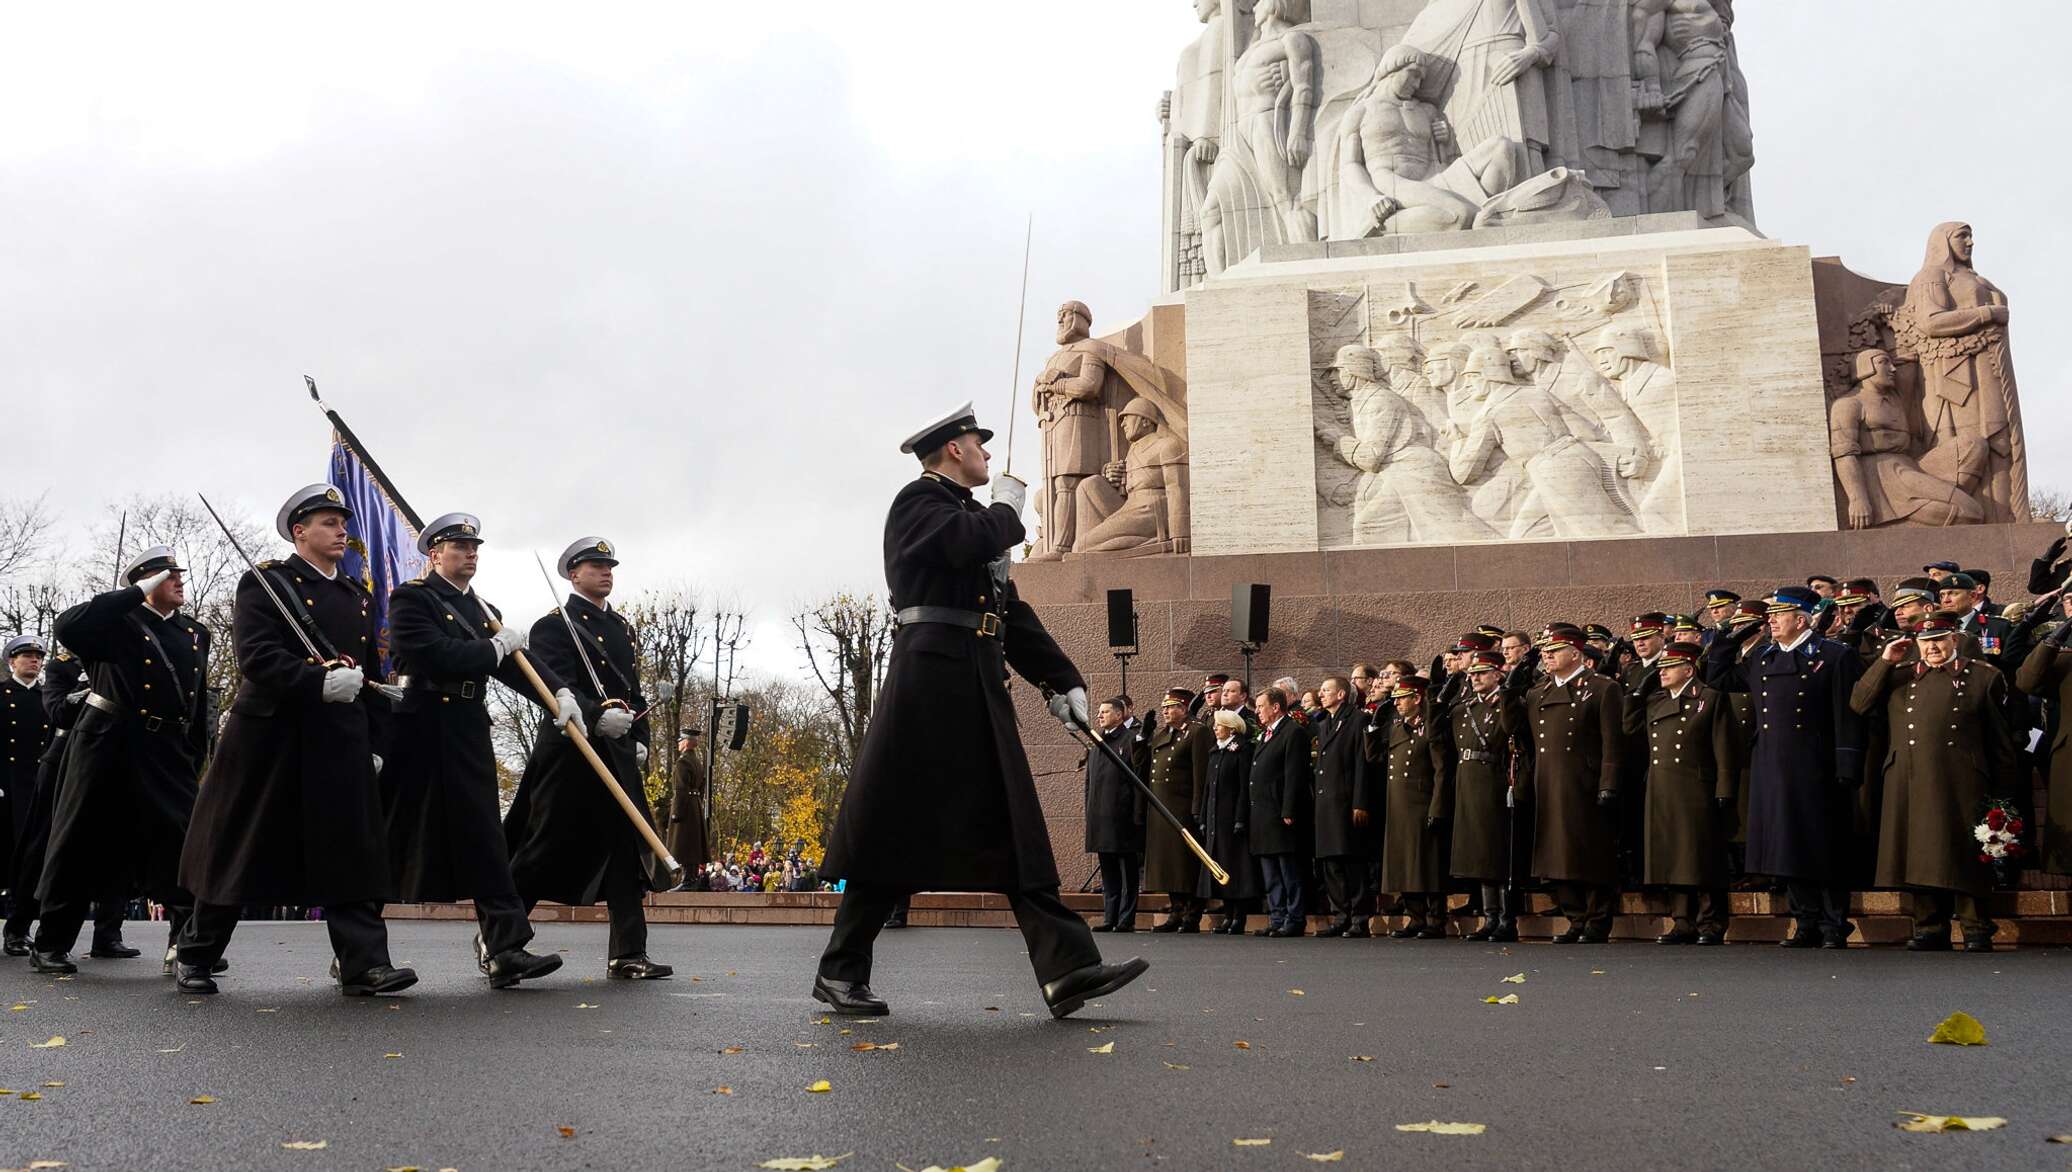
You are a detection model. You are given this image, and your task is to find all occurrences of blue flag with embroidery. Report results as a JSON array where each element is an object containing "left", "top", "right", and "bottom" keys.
[{"left": 329, "top": 431, "right": 424, "bottom": 676}]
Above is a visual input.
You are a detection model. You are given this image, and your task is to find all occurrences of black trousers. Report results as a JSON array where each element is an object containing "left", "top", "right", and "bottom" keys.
[
  {"left": 4, "top": 897, "right": 126, "bottom": 946},
  {"left": 1667, "top": 887, "right": 1729, "bottom": 935},
  {"left": 1096, "top": 853, "right": 1141, "bottom": 928},
  {"left": 523, "top": 883, "right": 647, "bottom": 960},
  {"left": 36, "top": 893, "right": 189, "bottom": 956},
  {"left": 820, "top": 883, "right": 1099, "bottom": 987},
  {"left": 1397, "top": 891, "right": 1444, "bottom": 928},
  {"left": 474, "top": 894, "right": 535, "bottom": 957},
  {"left": 1785, "top": 881, "right": 1851, "bottom": 937},
  {"left": 1320, "top": 858, "right": 1377, "bottom": 923},
  {"left": 178, "top": 901, "right": 392, "bottom": 979},
  {"left": 1552, "top": 881, "right": 1614, "bottom": 933}
]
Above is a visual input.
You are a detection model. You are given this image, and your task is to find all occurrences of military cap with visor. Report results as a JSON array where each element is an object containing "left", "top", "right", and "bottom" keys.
[
  {"left": 416, "top": 512, "right": 484, "bottom": 555},
  {"left": 557, "top": 536, "right": 619, "bottom": 580},
  {"left": 275, "top": 483, "right": 353, "bottom": 541}
]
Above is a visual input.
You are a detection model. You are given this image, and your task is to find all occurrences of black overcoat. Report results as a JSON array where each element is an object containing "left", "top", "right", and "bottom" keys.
[
  {"left": 380, "top": 572, "right": 562, "bottom": 902},
  {"left": 820, "top": 473, "right": 1083, "bottom": 893},
  {"left": 2, "top": 674, "right": 53, "bottom": 881},
  {"left": 38, "top": 586, "right": 210, "bottom": 903},
  {"left": 7, "top": 654, "right": 83, "bottom": 900},
  {"left": 1084, "top": 721, "right": 1148, "bottom": 855},
  {"left": 1707, "top": 631, "right": 1867, "bottom": 883},
  {"left": 1195, "top": 732, "right": 1262, "bottom": 901},
  {"left": 1246, "top": 716, "right": 1312, "bottom": 857},
  {"left": 505, "top": 593, "right": 657, "bottom": 906},
  {"left": 2017, "top": 639, "right": 2072, "bottom": 874},
  {"left": 1311, "top": 704, "right": 1376, "bottom": 860},
  {"left": 179, "top": 555, "right": 393, "bottom": 906}
]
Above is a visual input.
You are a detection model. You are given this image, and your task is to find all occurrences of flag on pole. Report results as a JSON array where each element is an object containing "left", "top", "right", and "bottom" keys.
[{"left": 328, "top": 431, "right": 425, "bottom": 675}]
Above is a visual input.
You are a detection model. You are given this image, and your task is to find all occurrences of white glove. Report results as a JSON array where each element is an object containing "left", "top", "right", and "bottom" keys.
[
  {"left": 371, "top": 754, "right": 384, "bottom": 775},
  {"left": 320, "top": 665, "right": 365, "bottom": 704},
  {"left": 553, "top": 687, "right": 586, "bottom": 736},
  {"left": 1047, "top": 686, "right": 1091, "bottom": 730},
  {"left": 489, "top": 621, "right": 528, "bottom": 661},
  {"left": 135, "top": 568, "right": 173, "bottom": 596},
  {"left": 595, "top": 706, "right": 635, "bottom": 740},
  {"left": 636, "top": 742, "right": 649, "bottom": 769},
  {"left": 990, "top": 472, "right": 1028, "bottom": 517}
]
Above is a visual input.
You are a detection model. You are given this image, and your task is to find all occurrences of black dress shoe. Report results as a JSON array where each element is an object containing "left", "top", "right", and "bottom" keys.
[
  {"left": 1089, "top": 924, "right": 1114, "bottom": 933},
  {"left": 29, "top": 949, "right": 77, "bottom": 974},
  {"left": 1819, "top": 932, "right": 1849, "bottom": 950},
  {"left": 1041, "top": 956, "right": 1150, "bottom": 1020},
  {"left": 1551, "top": 928, "right": 1583, "bottom": 944},
  {"left": 1343, "top": 924, "right": 1372, "bottom": 939},
  {"left": 1657, "top": 930, "right": 1697, "bottom": 945},
  {"left": 1488, "top": 924, "right": 1520, "bottom": 943},
  {"left": 89, "top": 942, "right": 143, "bottom": 959},
  {"left": 1251, "top": 925, "right": 1276, "bottom": 937},
  {"left": 1415, "top": 927, "right": 1446, "bottom": 940},
  {"left": 485, "top": 948, "right": 563, "bottom": 989},
  {"left": 812, "top": 975, "right": 889, "bottom": 1016},
  {"left": 1962, "top": 937, "right": 1995, "bottom": 953},
  {"left": 174, "top": 964, "right": 219, "bottom": 994},
  {"left": 473, "top": 932, "right": 491, "bottom": 974},
  {"left": 1388, "top": 926, "right": 1418, "bottom": 939},
  {"left": 1150, "top": 918, "right": 1182, "bottom": 933},
  {"left": 1270, "top": 924, "right": 1304, "bottom": 938},
  {"left": 340, "top": 964, "right": 419, "bottom": 996},
  {"left": 1177, "top": 920, "right": 1203, "bottom": 934},
  {"left": 1315, "top": 922, "right": 1347, "bottom": 938},
  {"left": 882, "top": 913, "right": 909, "bottom": 930},
  {"left": 1463, "top": 922, "right": 1495, "bottom": 942},
  {"left": 1906, "top": 935, "right": 1953, "bottom": 952},
  {"left": 1779, "top": 931, "right": 1820, "bottom": 949},
  {"left": 607, "top": 955, "right": 675, "bottom": 980},
  {"left": 2, "top": 933, "right": 28, "bottom": 956},
  {"left": 1694, "top": 932, "right": 1725, "bottom": 946}
]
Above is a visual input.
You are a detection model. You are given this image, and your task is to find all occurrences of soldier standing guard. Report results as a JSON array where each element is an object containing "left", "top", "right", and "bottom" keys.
[
  {"left": 504, "top": 536, "right": 673, "bottom": 980},
  {"left": 174, "top": 485, "right": 414, "bottom": 995},
  {"left": 382, "top": 513, "right": 584, "bottom": 989},
  {"left": 1706, "top": 586, "right": 1867, "bottom": 949},
  {"left": 1378, "top": 676, "right": 1451, "bottom": 939},
  {"left": 1523, "top": 625, "right": 1625, "bottom": 944},
  {"left": 1623, "top": 642, "right": 1737, "bottom": 945},
  {"left": 1144, "top": 690, "right": 1209, "bottom": 933},
  {"left": 664, "top": 727, "right": 708, "bottom": 887},
  {"left": 814, "top": 402, "right": 1147, "bottom": 1019},
  {"left": 1447, "top": 651, "right": 1526, "bottom": 941},
  {"left": 31, "top": 548, "right": 210, "bottom": 975},
  {"left": 1852, "top": 612, "right": 2020, "bottom": 951}
]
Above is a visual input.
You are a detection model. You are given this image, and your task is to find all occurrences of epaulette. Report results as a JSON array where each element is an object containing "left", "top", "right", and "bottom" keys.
[
  {"left": 400, "top": 578, "right": 427, "bottom": 588},
  {"left": 257, "top": 559, "right": 282, "bottom": 570},
  {"left": 55, "top": 650, "right": 72, "bottom": 662}
]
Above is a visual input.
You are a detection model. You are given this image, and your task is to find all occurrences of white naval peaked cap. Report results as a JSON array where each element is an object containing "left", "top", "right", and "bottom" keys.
[
  {"left": 123, "top": 545, "right": 184, "bottom": 583},
  {"left": 275, "top": 483, "right": 352, "bottom": 541},
  {"left": 416, "top": 512, "right": 484, "bottom": 555},
  {"left": 899, "top": 400, "right": 994, "bottom": 456},
  {"left": 557, "top": 536, "right": 619, "bottom": 580},
  {"left": 4, "top": 634, "right": 47, "bottom": 658}
]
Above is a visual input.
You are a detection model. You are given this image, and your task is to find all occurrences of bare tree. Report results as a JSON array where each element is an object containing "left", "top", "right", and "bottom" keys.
[
  {"left": 2031, "top": 486, "right": 2072, "bottom": 524},
  {"left": 625, "top": 583, "right": 711, "bottom": 783},
  {"left": 791, "top": 590, "right": 894, "bottom": 774},
  {"left": 0, "top": 493, "right": 57, "bottom": 585},
  {"left": 0, "top": 579, "right": 68, "bottom": 645}
]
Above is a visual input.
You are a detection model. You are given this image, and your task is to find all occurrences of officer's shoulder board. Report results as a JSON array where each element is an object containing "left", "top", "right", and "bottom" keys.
[
  {"left": 257, "top": 558, "right": 283, "bottom": 570},
  {"left": 55, "top": 649, "right": 73, "bottom": 662},
  {"left": 399, "top": 577, "right": 427, "bottom": 589}
]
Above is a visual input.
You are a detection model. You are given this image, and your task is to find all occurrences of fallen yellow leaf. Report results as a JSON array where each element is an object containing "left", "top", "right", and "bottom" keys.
[
  {"left": 384, "top": 1053, "right": 404, "bottom": 1059},
  {"left": 281, "top": 1140, "right": 329, "bottom": 1151},
  {"left": 557, "top": 1126, "right": 576, "bottom": 1138},
  {"left": 1926, "top": 1011, "right": 1988, "bottom": 1046},
  {"left": 2045, "top": 1134, "right": 2072, "bottom": 1143},
  {"left": 1233, "top": 1040, "right": 1252, "bottom": 1050},
  {"left": 9, "top": 1003, "right": 26, "bottom": 1011},
  {"left": 1088, "top": 1042, "right": 1115, "bottom": 1055},
  {"left": 901, "top": 1160, "right": 1002, "bottom": 1172},
  {"left": 28, "top": 1037, "right": 65, "bottom": 1049},
  {"left": 1303, "top": 1153, "right": 1345, "bottom": 1163},
  {"left": 1482, "top": 994, "right": 1519, "bottom": 1006},
  {"left": 713, "top": 1086, "right": 733, "bottom": 1095},
  {"left": 1349, "top": 1056, "right": 1374, "bottom": 1063},
  {"left": 1894, "top": 1113, "right": 2006, "bottom": 1133},
  {"left": 28, "top": 1162, "right": 68, "bottom": 1169},
  {"left": 720, "top": 1046, "right": 746, "bottom": 1055},
  {"left": 189, "top": 1095, "right": 217, "bottom": 1105},
  {"left": 1396, "top": 1121, "right": 1486, "bottom": 1135},
  {"left": 574, "top": 1003, "right": 599, "bottom": 1010},
  {"left": 806, "top": 1080, "right": 832, "bottom": 1093},
  {"left": 1163, "top": 1062, "right": 1190, "bottom": 1070},
  {"left": 0, "top": 1089, "right": 15, "bottom": 1096},
  {"left": 1233, "top": 1138, "right": 1271, "bottom": 1146},
  {"left": 21, "top": 1091, "right": 44, "bottom": 1101},
  {"left": 1500, "top": 973, "right": 1526, "bottom": 984},
  {"left": 41, "top": 1082, "right": 64, "bottom": 1088},
  {"left": 1288, "top": 989, "right": 1305, "bottom": 996},
  {"left": 756, "top": 1154, "right": 851, "bottom": 1170}
]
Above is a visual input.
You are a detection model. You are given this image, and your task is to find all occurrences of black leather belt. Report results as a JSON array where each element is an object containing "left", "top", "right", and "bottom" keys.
[
  {"left": 84, "top": 691, "right": 189, "bottom": 735},
  {"left": 1459, "top": 748, "right": 1500, "bottom": 763},
  {"left": 396, "top": 675, "right": 484, "bottom": 701},
  {"left": 896, "top": 606, "right": 1001, "bottom": 639}
]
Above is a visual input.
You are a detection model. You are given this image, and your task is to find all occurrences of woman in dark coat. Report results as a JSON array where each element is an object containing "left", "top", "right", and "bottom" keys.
[{"left": 1196, "top": 708, "right": 1261, "bottom": 933}]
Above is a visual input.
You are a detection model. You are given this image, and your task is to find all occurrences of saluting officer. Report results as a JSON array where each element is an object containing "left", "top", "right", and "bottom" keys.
[
  {"left": 382, "top": 513, "right": 583, "bottom": 989},
  {"left": 815, "top": 403, "right": 1147, "bottom": 1019},
  {"left": 1379, "top": 675, "right": 1451, "bottom": 939},
  {"left": 1522, "top": 625, "right": 1625, "bottom": 944},
  {"left": 3, "top": 635, "right": 53, "bottom": 904},
  {"left": 1447, "top": 650, "right": 1526, "bottom": 942},
  {"left": 1853, "top": 612, "right": 2020, "bottom": 951},
  {"left": 31, "top": 548, "right": 211, "bottom": 975},
  {"left": 1698, "top": 590, "right": 1742, "bottom": 647},
  {"left": 505, "top": 536, "right": 672, "bottom": 980},
  {"left": 1623, "top": 642, "right": 1737, "bottom": 945},
  {"left": 174, "top": 485, "right": 414, "bottom": 995}
]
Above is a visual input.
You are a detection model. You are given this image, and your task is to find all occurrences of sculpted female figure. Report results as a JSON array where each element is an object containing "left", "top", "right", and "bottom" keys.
[
  {"left": 1900, "top": 222, "right": 2028, "bottom": 522},
  {"left": 1199, "top": 0, "right": 1321, "bottom": 274}
]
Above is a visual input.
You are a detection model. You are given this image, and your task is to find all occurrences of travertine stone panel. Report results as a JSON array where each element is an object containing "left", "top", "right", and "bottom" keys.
[{"left": 1186, "top": 278, "right": 1319, "bottom": 555}]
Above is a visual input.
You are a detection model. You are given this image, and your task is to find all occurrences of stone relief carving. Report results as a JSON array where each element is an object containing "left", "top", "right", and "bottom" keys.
[
  {"left": 1311, "top": 267, "right": 1682, "bottom": 546},
  {"left": 1814, "top": 223, "right": 2032, "bottom": 528},
  {"left": 1031, "top": 302, "right": 1192, "bottom": 561},
  {"left": 1158, "top": 0, "right": 1757, "bottom": 290}
]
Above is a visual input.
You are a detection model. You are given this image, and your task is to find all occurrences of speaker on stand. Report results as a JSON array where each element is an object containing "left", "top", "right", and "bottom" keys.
[{"left": 1230, "top": 583, "right": 1271, "bottom": 691}]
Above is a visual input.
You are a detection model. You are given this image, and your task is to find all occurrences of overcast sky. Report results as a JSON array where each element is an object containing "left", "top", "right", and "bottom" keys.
[{"left": 4, "top": 2, "right": 2065, "bottom": 678}]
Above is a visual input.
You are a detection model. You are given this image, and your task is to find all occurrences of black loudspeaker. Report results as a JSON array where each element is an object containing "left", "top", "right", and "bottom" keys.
[
  {"left": 717, "top": 703, "right": 751, "bottom": 750},
  {"left": 1107, "top": 589, "right": 1138, "bottom": 651},
  {"left": 1231, "top": 583, "right": 1271, "bottom": 645}
]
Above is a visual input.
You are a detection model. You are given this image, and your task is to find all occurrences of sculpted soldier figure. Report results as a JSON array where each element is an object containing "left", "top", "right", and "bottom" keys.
[
  {"left": 1633, "top": 0, "right": 1732, "bottom": 217},
  {"left": 1031, "top": 301, "right": 1112, "bottom": 559},
  {"left": 1901, "top": 222, "right": 2027, "bottom": 521},
  {"left": 1830, "top": 349, "right": 1984, "bottom": 529},
  {"left": 1323, "top": 344, "right": 1488, "bottom": 543},
  {"left": 1448, "top": 343, "right": 1638, "bottom": 539},
  {"left": 1069, "top": 399, "right": 1190, "bottom": 557},
  {"left": 816, "top": 402, "right": 1147, "bottom": 1018}
]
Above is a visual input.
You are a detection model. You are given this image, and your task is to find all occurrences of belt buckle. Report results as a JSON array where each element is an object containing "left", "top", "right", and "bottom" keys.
[
  {"left": 460, "top": 681, "right": 478, "bottom": 700},
  {"left": 978, "top": 613, "right": 1001, "bottom": 638},
  {"left": 142, "top": 715, "right": 164, "bottom": 733}
]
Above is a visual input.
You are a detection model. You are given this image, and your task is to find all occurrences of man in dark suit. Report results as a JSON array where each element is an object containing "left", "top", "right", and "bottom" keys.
[
  {"left": 1941, "top": 573, "right": 2013, "bottom": 654},
  {"left": 1085, "top": 697, "right": 1148, "bottom": 932},
  {"left": 1311, "top": 675, "right": 1375, "bottom": 937},
  {"left": 1247, "top": 685, "right": 1313, "bottom": 937},
  {"left": 815, "top": 402, "right": 1146, "bottom": 1018}
]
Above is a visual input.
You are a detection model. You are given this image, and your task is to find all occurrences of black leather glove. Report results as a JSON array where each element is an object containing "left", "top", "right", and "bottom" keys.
[
  {"left": 1713, "top": 796, "right": 1733, "bottom": 812},
  {"left": 2045, "top": 535, "right": 2067, "bottom": 563},
  {"left": 1233, "top": 821, "right": 1246, "bottom": 834},
  {"left": 1596, "top": 789, "right": 1617, "bottom": 808}
]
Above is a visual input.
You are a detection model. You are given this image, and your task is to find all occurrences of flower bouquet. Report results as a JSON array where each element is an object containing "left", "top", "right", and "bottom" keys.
[{"left": 1973, "top": 798, "right": 2025, "bottom": 869}]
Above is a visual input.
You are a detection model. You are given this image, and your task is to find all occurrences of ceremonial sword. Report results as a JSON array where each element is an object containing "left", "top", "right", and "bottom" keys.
[
  {"left": 1044, "top": 685, "right": 1231, "bottom": 887},
  {"left": 196, "top": 492, "right": 405, "bottom": 702},
  {"left": 531, "top": 550, "right": 627, "bottom": 712}
]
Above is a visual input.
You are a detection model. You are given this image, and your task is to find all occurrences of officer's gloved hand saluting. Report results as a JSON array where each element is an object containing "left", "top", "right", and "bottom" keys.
[
  {"left": 135, "top": 566, "right": 175, "bottom": 596},
  {"left": 1049, "top": 686, "right": 1091, "bottom": 731}
]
